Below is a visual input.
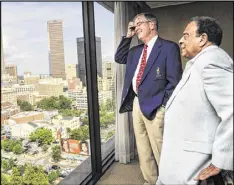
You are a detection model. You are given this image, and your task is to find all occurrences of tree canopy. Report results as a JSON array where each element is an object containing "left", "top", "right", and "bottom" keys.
[
  {"left": 29, "top": 128, "right": 53, "bottom": 145},
  {"left": 2, "top": 139, "right": 23, "bottom": 154},
  {"left": 69, "top": 125, "right": 89, "bottom": 141},
  {"left": 51, "top": 145, "right": 61, "bottom": 162},
  {"left": 17, "top": 99, "right": 34, "bottom": 111},
  {"left": 23, "top": 164, "right": 49, "bottom": 185},
  {"left": 36, "top": 95, "right": 72, "bottom": 110}
]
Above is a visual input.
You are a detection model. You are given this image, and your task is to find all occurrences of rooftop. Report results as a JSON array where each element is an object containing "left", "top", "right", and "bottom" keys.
[{"left": 10, "top": 111, "right": 43, "bottom": 119}]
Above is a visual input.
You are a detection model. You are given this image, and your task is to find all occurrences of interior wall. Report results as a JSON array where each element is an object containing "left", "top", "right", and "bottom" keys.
[{"left": 150, "top": 2, "right": 233, "bottom": 68}]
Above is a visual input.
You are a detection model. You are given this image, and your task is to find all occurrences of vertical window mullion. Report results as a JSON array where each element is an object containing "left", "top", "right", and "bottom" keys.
[{"left": 82, "top": 1, "right": 102, "bottom": 174}]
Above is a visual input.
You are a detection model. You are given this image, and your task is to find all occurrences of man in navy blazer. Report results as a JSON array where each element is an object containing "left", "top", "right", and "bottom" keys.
[{"left": 115, "top": 12, "right": 182, "bottom": 184}]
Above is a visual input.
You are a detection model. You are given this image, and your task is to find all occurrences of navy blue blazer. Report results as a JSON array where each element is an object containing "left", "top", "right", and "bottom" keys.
[{"left": 115, "top": 36, "right": 182, "bottom": 120}]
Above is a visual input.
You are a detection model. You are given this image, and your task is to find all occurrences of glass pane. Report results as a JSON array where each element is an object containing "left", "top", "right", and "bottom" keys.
[
  {"left": 93, "top": 2, "right": 115, "bottom": 160},
  {"left": 1, "top": 2, "right": 92, "bottom": 184}
]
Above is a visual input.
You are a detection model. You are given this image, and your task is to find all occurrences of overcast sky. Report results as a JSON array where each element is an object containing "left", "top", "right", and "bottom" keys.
[{"left": 2, "top": 2, "right": 114, "bottom": 75}]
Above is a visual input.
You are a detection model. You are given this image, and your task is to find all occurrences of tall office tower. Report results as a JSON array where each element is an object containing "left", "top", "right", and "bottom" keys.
[
  {"left": 47, "top": 20, "right": 66, "bottom": 80},
  {"left": 76, "top": 37, "right": 102, "bottom": 86},
  {"left": 1, "top": 34, "right": 6, "bottom": 74},
  {"left": 102, "top": 61, "right": 115, "bottom": 97}
]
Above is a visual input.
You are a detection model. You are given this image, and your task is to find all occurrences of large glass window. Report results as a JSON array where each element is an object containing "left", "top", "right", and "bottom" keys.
[
  {"left": 93, "top": 2, "right": 115, "bottom": 161},
  {"left": 1, "top": 2, "right": 93, "bottom": 184}
]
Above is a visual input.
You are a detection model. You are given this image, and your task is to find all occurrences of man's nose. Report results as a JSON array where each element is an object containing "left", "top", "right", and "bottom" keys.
[{"left": 179, "top": 38, "right": 183, "bottom": 45}]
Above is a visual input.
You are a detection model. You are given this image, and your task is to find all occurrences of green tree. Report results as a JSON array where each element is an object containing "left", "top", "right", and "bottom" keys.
[
  {"left": 17, "top": 99, "right": 33, "bottom": 111},
  {"left": 100, "top": 112, "right": 115, "bottom": 128},
  {"left": 70, "top": 125, "right": 89, "bottom": 141},
  {"left": 51, "top": 145, "right": 61, "bottom": 162},
  {"left": 58, "top": 95, "right": 72, "bottom": 109},
  {"left": 16, "top": 165, "right": 25, "bottom": 176},
  {"left": 2, "top": 160, "right": 10, "bottom": 172},
  {"left": 8, "top": 158, "right": 17, "bottom": 169},
  {"left": 1, "top": 173, "right": 10, "bottom": 185},
  {"left": 23, "top": 165, "right": 49, "bottom": 185},
  {"left": 60, "top": 109, "right": 83, "bottom": 117},
  {"left": 36, "top": 96, "right": 59, "bottom": 110},
  {"left": 66, "top": 127, "right": 72, "bottom": 138},
  {"left": 48, "top": 170, "right": 59, "bottom": 183},
  {"left": 37, "top": 96, "right": 72, "bottom": 111},
  {"left": 10, "top": 167, "right": 23, "bottom": 185},
  {"left": 81, "top": 116, "right": 88, "bottom": 125},
  {"left": 29, "top": 128, "right": 53, "bottom": 145},
  {"left": 60, "top": 109, "right": 73, "bottom": 116},
  {"left": 2, "top": 139, "right": 22, "bottom": 152},
  {"left": 105, "top": 99, "right": 113, "bottom": 111},
  {"left": 13, "top": 144, "right": 24, "bottom": 154},
  {"left": 105, "top": 130, "right": 115, "bottom": 140}
]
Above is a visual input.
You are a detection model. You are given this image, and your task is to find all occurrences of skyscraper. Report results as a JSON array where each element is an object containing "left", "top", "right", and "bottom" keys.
[
  {"left": 102, "top": 61, "right": 115, "bottom": 97},
  {"left": 76, "top": 37, "right": 102, "bottom": 86},
  {"left": 1, "top": 34, "right": 6, "bottom": 74},
  {"left": 47, "top": 20, "right": 66, "bottom": 80},
  {"left": 5, "top": 64, "right": 18, "bottom": 82}
]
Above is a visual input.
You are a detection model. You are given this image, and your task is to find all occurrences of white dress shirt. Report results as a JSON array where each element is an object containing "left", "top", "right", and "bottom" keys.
[{"left": 132, "top": 35, "right": 158, "bottom": 94}]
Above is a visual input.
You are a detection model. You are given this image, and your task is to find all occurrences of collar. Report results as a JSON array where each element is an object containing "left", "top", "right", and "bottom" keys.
[
  {"left": 146, "top": 35, "right": 158, "bottom": 48},
  {"left": 189, "top": 45, "right": 218, "bottom": 63}
]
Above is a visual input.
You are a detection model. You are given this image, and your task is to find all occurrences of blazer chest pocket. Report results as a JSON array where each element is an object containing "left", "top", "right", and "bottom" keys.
[{"left": 183, "top": 140, "right": 212, "bottom": 154}]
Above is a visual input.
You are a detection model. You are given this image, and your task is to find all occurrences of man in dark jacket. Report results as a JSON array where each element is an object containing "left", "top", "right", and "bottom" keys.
[{"left": 115, "top": 12, "right": 182, "bottom": 184}]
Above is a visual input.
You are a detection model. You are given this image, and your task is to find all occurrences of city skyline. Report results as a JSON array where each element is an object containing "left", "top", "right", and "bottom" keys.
[{"left": 2, "top": 2, "right": 114, "bottom": 76}]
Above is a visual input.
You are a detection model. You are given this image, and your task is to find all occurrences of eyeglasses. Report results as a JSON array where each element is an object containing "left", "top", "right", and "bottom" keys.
[{"left": 135, "top": 20, "right": 151, "bottom": 27}]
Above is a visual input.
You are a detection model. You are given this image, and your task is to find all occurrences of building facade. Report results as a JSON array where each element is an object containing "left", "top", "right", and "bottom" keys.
[
  {"left": 65, "top": 64, "right": 79, "bottom": 80},
  {"left": 47, "top": 20, "right": 66, "bottom": 80},
  {"left": 76, "top": 37, "right": 102, "bottom": 86},
  {"left": 5, "top": 64, "right": 18, "bottom": 83},
  {"left": 1, "top": 88, "right": 17, "bottom": 106}
]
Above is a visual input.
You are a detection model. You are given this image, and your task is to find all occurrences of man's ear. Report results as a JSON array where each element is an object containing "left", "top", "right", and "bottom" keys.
[
  {"left": 199, "top": 33, "right": 208, "bottom": 47},
  {"left": 150, "top": 22, "right": 155, "bottom": 30}
]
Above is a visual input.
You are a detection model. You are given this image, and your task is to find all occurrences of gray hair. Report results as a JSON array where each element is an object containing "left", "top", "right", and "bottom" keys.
[{"left": 133, "top": 12, "right": 159, "bottom": 31}]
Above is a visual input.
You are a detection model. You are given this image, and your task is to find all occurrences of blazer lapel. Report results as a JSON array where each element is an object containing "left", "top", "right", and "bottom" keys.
[
  {"left": 166, "top": 67, "right": 192, "bottom": 110},
  {"left": 139, "top": 37, "right": 162, "bottom": 86},
  {"left": 129, "top": 45, "right": 144, "bottom": 80}
]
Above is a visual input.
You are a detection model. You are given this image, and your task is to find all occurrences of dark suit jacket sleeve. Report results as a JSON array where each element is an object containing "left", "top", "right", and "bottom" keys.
[
  {"left": 114, "top": 36, "right": 132, "bottom": 64},
  {"left": 163, "top": 43, "right": 183, "bottom": 106}
]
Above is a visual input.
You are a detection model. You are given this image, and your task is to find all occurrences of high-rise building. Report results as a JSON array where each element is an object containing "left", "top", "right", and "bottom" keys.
[
  {"left": 1, "top": 34, "right": 6, "bottom": 75},
  {"left": 102, "top": 62, "right": 115, "bottom": 97},
  {"left": 5, "top": 64, "right": 18, "bottom": 82},
  {"left": 65, "top": 64, "right": 78, "bottom": 80},
  {"left": 47, "top": 20, "right": 66, "bottom": 80},
  {"left": 76, "top": 37, "right": 102, "bottom": 86}
]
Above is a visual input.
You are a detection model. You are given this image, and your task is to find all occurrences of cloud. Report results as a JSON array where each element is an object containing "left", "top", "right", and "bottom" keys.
[{"left": 2, "top": 2, "right": 114, "bottom": 75}]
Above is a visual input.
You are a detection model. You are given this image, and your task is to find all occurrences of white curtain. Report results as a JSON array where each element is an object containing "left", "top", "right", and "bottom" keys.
[{"left": 114, "top": 1, "right": 139, "bottom": 164}]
